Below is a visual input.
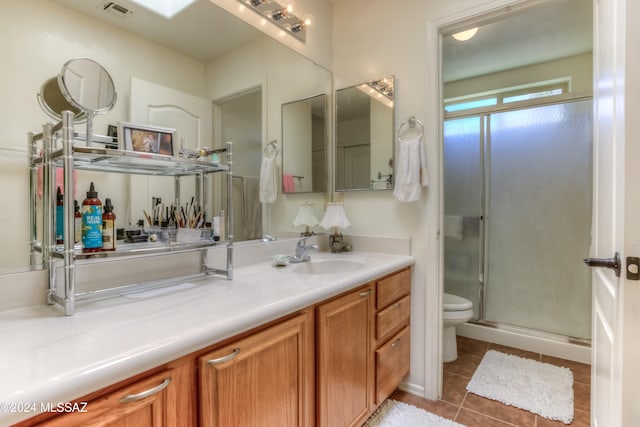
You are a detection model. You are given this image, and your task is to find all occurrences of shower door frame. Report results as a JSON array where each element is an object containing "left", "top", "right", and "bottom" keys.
[{"left": 444, "top": 93, "right": 593, "bottom": 343}]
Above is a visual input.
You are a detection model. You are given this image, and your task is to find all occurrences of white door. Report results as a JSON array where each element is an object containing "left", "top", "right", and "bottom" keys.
[
  {"left": 128, "top": 77, "right": 212, "bottom": 225},
  {"left": 591, "top": 0, "right": 640, "bottom": 424}
]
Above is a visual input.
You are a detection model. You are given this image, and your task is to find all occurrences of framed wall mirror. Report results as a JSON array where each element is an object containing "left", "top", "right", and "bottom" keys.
[
  {"left": 281, "top": 94, "right": 327, "bottom": 193},
  {"left": 0, "top": 0, "right": 331, "bottom": 270},
  {"left": 335, "top": 76, "right": 395, "bottom": 192}
]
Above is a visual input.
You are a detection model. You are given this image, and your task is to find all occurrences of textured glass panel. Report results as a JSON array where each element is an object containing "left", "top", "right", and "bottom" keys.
[
  {"left": 443, "top": 117, "right": 483, "bottom": 318},
  {"left": 484, "top": 100, "right": 592, "bottom": 339}
]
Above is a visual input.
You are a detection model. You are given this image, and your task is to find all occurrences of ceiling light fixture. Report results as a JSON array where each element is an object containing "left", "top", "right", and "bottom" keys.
[
  {"left": 452, "top": 27, "right": 479, "bottom": 41},
  {"left": 239, "top": 0, "right": 307, "bottom": 42}
]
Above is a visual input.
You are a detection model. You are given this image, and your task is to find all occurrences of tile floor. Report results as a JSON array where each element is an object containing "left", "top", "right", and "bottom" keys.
[{"left": 392, "top": 335, "right": 591, "bottom": 427}]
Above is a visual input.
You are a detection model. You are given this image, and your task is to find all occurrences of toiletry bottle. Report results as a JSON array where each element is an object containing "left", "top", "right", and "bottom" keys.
[
  {"left": 212, "top": 216, "right": 220, "bottom": 241},
  {"left": 55, "top": 187, "right": 63, "bottom": 244},
  {"left": 102, "top": 198, "right": 116, "bottom": 251},
  {"left": 82, "top": 182, "right": 103, "bottom": 253},
  {"left": 74, "top": 200, "right": 81, "bottom": 244}
]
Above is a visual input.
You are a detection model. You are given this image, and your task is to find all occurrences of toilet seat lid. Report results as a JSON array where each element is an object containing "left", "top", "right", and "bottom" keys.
[{"left": 444, "top": 293, "right": 473, "bottom": 311}]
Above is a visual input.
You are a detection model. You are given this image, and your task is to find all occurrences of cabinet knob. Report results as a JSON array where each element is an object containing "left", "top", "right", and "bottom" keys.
[
  {"left": 391, "top": 339, "right": 401, "bottom": 348},
  {"left": 119, "top": 378, "right": 171, "bottom": 403}
]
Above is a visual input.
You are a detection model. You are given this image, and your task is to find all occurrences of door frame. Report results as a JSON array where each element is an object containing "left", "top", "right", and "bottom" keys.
[{"left": 426, "top": 0, "right": 590, "bottom": 400}]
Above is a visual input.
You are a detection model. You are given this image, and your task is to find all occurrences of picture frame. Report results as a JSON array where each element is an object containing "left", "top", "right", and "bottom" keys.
[
  {"left": 107, "top": 124, "right": 118, "bottom": 139},
  {"left": 118, "top": 122, "right": 176, "bottom": 156}
]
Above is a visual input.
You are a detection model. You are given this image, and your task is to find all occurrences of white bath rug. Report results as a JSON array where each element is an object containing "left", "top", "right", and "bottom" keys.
[
  {"left": 466, "top": 350, "right": 574, "bottom": 424},
  {"left": 363, "top": 399, "right": 465, "bottom": 427}
]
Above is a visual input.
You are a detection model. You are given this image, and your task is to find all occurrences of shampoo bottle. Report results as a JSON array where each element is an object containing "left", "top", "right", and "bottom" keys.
[
  {"left": 55, "top": 187, "right": 63, "bottom": 244},
  {"left": 82, "top": 182, "right": 103, "bottom": 253},
  {"left": 102, "top": 198, "right": 116, "bottom": 251}
]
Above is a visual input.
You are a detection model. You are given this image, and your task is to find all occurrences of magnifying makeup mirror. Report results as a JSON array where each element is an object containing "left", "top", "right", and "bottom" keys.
[
  {"left": 38, "top": 58, "right": 117, "bottom": 144},
  {"left": 37, "top": 76, "right": 88, "bottom": 123}
]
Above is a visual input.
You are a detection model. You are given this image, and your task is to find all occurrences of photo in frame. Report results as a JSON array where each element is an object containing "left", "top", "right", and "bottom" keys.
[{"left": 118, "top": 122, "right": 175, "bottom": 156}]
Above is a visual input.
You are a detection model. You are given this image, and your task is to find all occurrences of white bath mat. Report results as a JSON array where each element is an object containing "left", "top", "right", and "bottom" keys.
[
  {"left": 363, "top": 399, "right": 465, "bottom": 427},
  {"left": 466, "top": 350, "right": 574, "bottom": 424}
]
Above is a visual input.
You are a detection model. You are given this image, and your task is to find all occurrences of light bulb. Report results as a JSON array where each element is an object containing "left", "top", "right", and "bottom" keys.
[{"left": 452, "top": 27, "right": 478, "bottom": 41}]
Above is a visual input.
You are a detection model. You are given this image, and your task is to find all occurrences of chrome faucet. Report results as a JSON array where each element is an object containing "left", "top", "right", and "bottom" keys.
[{"left": 289, "top": 236, "right": 318, "bottom": 263}]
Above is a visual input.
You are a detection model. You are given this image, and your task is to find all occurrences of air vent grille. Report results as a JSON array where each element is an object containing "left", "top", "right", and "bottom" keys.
[{"left": 101, "top": 1, "right": 132, "bottom": 17}]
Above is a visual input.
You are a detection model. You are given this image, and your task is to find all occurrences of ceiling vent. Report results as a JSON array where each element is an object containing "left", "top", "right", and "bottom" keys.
[{"left": 101, "top": 1, "right": 133, "bottom": 17}]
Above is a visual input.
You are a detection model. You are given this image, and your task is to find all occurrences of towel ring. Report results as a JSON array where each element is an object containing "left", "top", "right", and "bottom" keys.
[
  {"left": 397, "top": 116, "right": 424, "bottom": 140},
  {"left": 264, "top": 140, "right": 278, "bottom": 157}
]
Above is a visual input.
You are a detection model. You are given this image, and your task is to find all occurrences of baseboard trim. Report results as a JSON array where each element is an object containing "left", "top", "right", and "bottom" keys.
[{"left": 398, "top": 380, "right": 426, "bottom": 398}]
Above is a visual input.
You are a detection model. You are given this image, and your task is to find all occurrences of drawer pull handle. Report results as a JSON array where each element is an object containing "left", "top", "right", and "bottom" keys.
[
  {"left": 393, "top": 302, "right": 402, "bottom": 309},
  {"left": 360, "top": 289, "right": 372, "bottom": 297},
  {"left": 206, "top": 348, "right": 240, "bottom": 365},
  {"left": 391, "top": 339, "right": 401, "bottom": 348},
  {"left": 120, "top": 378, "right": 171, "bottom": 403}
]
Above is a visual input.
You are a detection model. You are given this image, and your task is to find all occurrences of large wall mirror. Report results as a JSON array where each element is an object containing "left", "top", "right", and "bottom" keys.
[
  {"left": 282, "top": 94, "right": 327, "bottom": 193},
  {"left": 0, "top": 0, "right": 331, "bottom": 270},
  {"left": 335, "top": 76, "right": 395, "bottom": 191}
]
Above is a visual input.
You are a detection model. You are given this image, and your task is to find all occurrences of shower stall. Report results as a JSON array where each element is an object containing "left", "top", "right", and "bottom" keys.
[{"left": 443, "top": 98, "right": 593, "bottom": 342}]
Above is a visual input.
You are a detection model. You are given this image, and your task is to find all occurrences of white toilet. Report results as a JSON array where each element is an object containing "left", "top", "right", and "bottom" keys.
[{"left": 443, "top": 293, "right": 474, "bottom": 363}]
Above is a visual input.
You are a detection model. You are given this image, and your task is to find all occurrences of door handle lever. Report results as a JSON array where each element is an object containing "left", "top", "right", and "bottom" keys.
[{"left": 583, "top": 252, "right": 621, "bottom": 277}]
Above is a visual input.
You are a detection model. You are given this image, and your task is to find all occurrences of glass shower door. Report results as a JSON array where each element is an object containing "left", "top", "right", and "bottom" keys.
[
  {"left": 485, "top": 100, "right": 592, "bottom": 339},
  {"left": 443, "top": 116, "right": 484, "bottom": 320}
]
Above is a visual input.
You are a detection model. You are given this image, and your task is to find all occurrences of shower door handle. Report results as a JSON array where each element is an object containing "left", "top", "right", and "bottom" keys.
[{"left": 583, "top": 252, "right": 621, "bottom": 277}]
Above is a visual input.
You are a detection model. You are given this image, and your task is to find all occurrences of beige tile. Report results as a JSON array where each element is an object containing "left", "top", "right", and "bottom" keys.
[
  {"left": 457, "top": 335, "right": 490, "bottom": 358},
  {"left": 463, "top": 393, "right": 536, "bottom": 426},
  {"left": 573, "top": 381, "right": 590, "bottom": 413},
  {"left": 442, "top": 371, "right": 468, "bottom": 405},
  {"left": 455, "top": 408, "right": 519, "bottom": 426},
  {"left": 444, "top": 352, "right": 483, "bottom": 378}
]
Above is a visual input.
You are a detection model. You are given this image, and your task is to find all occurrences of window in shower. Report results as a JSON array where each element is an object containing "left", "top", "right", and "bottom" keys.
[
  {"left": 444, "top": 80, "right": 568, "bottom": 113},
  {"left": 443, "top": 98, "right": 593, "bottom": 340}
]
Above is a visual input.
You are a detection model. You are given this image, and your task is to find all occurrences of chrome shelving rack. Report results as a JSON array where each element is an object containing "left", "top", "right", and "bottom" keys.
[{"left": 29, "top": 111, "right": 233, "bottom": 315}]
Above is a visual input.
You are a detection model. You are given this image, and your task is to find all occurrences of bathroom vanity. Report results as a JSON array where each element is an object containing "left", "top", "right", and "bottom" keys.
[{"left": 1, "top": 251, "right": 413, "bottom": 426}]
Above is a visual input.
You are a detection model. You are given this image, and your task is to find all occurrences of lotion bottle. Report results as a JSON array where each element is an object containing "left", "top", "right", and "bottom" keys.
[
  {"left": 102, "top": 198, "right": 116, "bottom": 251},
  {"left": 82, "top": 182, "right": 103, "bottom": 253}
]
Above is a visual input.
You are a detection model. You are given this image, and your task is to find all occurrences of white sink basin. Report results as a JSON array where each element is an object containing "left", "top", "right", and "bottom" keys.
[{"left": 291, "top": 259, "right": 365, "bottom": 275}]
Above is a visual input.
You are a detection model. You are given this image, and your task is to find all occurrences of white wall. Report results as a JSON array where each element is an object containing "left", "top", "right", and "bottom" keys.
[
  {"left": 444, "top": 52, "right": 593, "bottom": 99},
  {"left": 332, "top": 0, "right": 525, "bottom": 399}
]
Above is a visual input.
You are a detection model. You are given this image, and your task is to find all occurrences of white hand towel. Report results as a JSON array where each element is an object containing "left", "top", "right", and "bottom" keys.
[
  {"left": 393, "top": 134, "right": 429, "bottom": 202},
  {"left": 259, "top": 152, "right": 277, "bottom": 204}
]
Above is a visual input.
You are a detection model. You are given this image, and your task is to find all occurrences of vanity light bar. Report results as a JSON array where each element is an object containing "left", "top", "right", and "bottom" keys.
[{"left": 239, "top": 0, "right": 307, "bottom": 42}]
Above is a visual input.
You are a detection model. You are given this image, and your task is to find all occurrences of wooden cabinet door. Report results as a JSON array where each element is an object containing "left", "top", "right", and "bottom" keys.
[
  {"left": 317, "top": 285, "right": 374, "bottom": 427},
  {"left": 35, "top": 369, "right": 178, "bottom": 427},
  {"left": 199, "top": 311, "right": 314, "bottom": 427}
]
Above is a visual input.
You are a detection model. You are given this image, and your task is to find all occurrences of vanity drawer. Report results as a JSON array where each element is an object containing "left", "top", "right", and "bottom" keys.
[
  {"left": 376, "top": 268, "right": 411, "bottom": 309},
  {"left": 375, "top": 326, "right": 410, "bottom": 404},
  {"left": 376, "top": 294, "right": 410, "bottom": 341}
]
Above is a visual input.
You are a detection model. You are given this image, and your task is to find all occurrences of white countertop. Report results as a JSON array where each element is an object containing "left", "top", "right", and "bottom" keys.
[{"left": 0, "top": 251, "right": 413, "bottom": 425}]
